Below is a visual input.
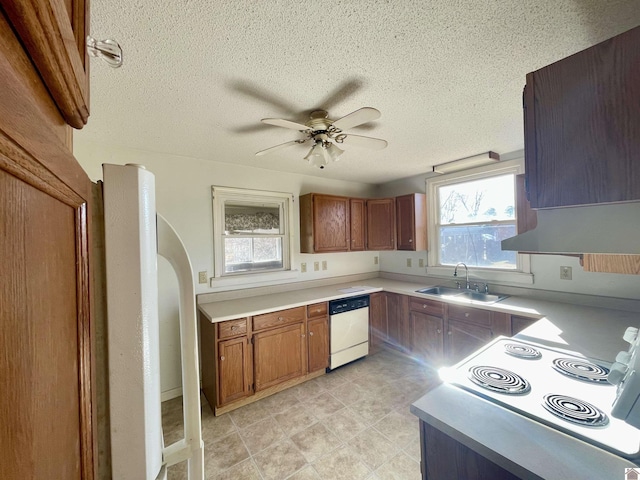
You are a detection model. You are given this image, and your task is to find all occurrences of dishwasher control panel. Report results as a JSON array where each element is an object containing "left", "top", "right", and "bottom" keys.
[{"left": 329, "top": 295, "right": 370, "bottom": 315}]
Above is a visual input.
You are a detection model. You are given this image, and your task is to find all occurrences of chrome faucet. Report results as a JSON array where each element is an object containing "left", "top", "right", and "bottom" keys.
[{"left": 453, "top": 262, "right": 470, "bottom": 289}]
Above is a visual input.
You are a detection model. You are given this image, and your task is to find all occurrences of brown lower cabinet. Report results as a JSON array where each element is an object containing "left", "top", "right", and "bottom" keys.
[
  {"left": 369, "top": 292, "right": 411, "bottom": 353},
  {"left": 253, "top": 323, "right": 306, "bottom": 391},
  {"left": 306, "top": 302, "right": 329, "bottom": 373},
  {"left": 409, "top": 296, "right": 511, "bottom": 366},
  {"left": 420, "top": 421, "right": 520, "bottom": 480},
  {"left": 200, "top": 303, "right": 329, "bottom": 414}
]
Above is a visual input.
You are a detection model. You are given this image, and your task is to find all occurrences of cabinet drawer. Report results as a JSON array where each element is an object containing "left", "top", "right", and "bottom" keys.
[
  {"left": 253, "top": 306, "right": 305, "bottom": 331},
  {"left": 410, "top": 297, "right": 444, "bottom": 316},
  {"left": 307, "top": 302, "right": 328, "bottom": 318},
  {"left": 447, "top": 304, "right": 491, "bottom": 327},
  {"left": 217, "top": 318, "right": 248, "bottom": 339}
]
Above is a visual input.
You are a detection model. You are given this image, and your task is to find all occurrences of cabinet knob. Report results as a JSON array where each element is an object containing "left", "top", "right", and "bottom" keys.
[
  {"left": 220, "top": 355, "right": 225, "bottom": 361},
  {"left": 423, "top": 304, "right": 427, "bottom": 309},
  {"left": 231, "top": 326, "right": 238, "bottom": 331},
  {"left": 409, "top": 239, "right": 412, "bottom": 243},
  {"left": 437, "top": 329, "right": 442, "bottom": 334},
  {"left": 301, "top": 334, "right": 306, "bottom": 338},
  {"left": 309, "top": 331, "right": 314, "bottom": 336},
  {"left": 447, "top": 331, "right": 452, "bottom": 335},
  {"left": 278, "top": 316, "right": 284, "bottom": 321},
  {"left": 464, "top": 312, "right": 470, "bottom": 317}
]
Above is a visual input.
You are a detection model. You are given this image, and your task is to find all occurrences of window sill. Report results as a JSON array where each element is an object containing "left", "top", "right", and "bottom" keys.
[
  {"left": 209, "top": 269, "right": 299, "bottom": 291},
  {"left": 425, "top": 266, "right": 534, "bottom": 285}
]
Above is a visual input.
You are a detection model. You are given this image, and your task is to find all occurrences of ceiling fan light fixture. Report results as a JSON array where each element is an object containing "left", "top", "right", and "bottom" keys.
[
  {"left": 326, "top": 142, "right": 344, "bottom": 161},
  {"left": 304, "top": 142, "right": 328, "bottom": 169}
]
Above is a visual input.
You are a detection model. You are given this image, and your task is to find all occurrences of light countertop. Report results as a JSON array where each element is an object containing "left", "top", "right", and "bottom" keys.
[
  {"left": 198, "top": 277, "right": 637, "bottom": 360},
  {"left": 198, "top": 275, "right": 640, "bottom": 477}
]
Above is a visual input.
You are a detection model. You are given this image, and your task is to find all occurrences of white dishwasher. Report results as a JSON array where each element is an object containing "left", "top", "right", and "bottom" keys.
[{"left": 329, "top": 295, "right": 370, "bottom": 369}]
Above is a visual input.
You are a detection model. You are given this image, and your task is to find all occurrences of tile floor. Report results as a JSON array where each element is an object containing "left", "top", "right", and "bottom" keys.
[{"left": 162, "top": 349, "right": 440, "bottom": 479}]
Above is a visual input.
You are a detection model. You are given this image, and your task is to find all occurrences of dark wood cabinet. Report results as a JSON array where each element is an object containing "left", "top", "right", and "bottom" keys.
[
  {"left": 201, "top": 316, "right": 253, "bottom": 408},
  {"left": 408, "top": 298, "right": 511, "bottom": 366},
  {"left": 300, "top": 193, "right": 350, "bottom": 253},
  {"left": 386, "top": 292, "right": 410, "bottom": 352},
  {"left": 307, "top": 303, "right": 329, "bottom": 373},
  {"left": 3, "top": 0, "right": 90, "bottom": 129},
  {"left": 217, "top": 336, "right": 253, "bottom": 405},
  {"left": 410, "top": 297, "right": 445, "bottom": 364},
  {"left": 411, "top": 311, "right": 444, "bottom": 365},
  {"left": 446, "top": 319, "right": 493, "bottom": 363},
  {"left": 510, "top": 315, "right": 538, "bottom": 335},
  {"left": 368, "top": 292, "right": 410, "bottom": 353},
  {"left": 420, "top": 421, "right": 520, "bottom": 480},
  {"left": 396, "top": 193, "right": 427, "bottom": 251},
  {"left": 253, "top": 322, "right": 307, "bottom": 391},
  {"left": 366, "top": 198, "right": 396, "bottom": 250},
  {"left": 1, "top": 3, "right": 96, "bottom": 478},
  {"left": 349, "top": 198, "right": 367, "bottom": 251},
  {"left": 369, "top": 292, "right": 388, "bottom": 353},
  {"left": 524, "top": 26, "right": 640, "bottom": 209}
]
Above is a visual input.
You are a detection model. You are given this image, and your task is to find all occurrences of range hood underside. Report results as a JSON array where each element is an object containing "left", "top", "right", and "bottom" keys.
[{"left": 502, "top": 202, "right": 640, "bottom": 255}]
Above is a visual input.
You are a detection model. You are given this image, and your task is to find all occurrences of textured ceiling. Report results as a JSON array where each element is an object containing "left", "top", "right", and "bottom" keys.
[{"left": 78, "top": 0, "right": 640, "bottom": 184}]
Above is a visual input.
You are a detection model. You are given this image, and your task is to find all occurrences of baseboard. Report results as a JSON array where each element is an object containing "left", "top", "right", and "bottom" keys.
[{"left": 161, "top": 386, "right": 183, "bottom": 402}]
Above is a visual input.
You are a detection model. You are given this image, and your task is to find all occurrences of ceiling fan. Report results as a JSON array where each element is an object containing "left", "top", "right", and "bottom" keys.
[{"left": 256, "top": 107, "right": 388, "bottom": 169}]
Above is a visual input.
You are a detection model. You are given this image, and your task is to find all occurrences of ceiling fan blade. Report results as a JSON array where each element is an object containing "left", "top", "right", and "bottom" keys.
[
  {"left": 332, "top": 107, "right": 381, "bottom": 131},
  {"left": 261, "top": 118, "right": 310, "bottom": 131},
  {"left": 255, "top": 139, "right": 307, "bottom": 156},
  {"left": 340, "top": 134, "right": 388, "bottom": 150}
]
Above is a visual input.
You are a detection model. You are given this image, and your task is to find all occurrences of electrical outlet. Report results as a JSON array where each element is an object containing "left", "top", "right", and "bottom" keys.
[
  {"left": 198, "top": 271, "right": 207, "bottom": 284},
  {"left": 322, "top": 260, "right": 327, "bottom": 270},
  {"left": 406, "top": 258, "right": 412, "bottom": 267},
  {"left": 374, "top": 256, "right": 379, "bottom": 265},
  {"left": 314, "top": 261, "right": 320, "bottom": 271},
  {"left": 560, "top": 266, "right": 572, "bottom": 280},
  {"left": 418, "top": 258, "right": 425, "bottom": 268},
  {"left": 301, "top": 262, "right": 307, "bottom": 273}
]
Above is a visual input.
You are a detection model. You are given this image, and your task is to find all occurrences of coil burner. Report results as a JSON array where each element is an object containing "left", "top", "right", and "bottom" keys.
[
  {"left": 504, "top": 343, "right": 542, "bottom": 360},
  {"left": 552, "top": 358, "right": 610, "bottom": 383},
  {"left": 542, "top": 394, "right": 609, "bottom": 427},
  {"left": 468, "top": 366, "right": 531, "bottom": 395}
]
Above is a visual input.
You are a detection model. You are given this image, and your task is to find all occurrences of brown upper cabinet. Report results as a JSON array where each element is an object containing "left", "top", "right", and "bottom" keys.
[
  {"left": 3, "top": 0, "right": 90, "bottom": 129},
  {"left": 396, "top": 193, "right": 427, "bottom": 251},
  {"left": 366, "top": 198, "right": 396, "bottom": 250},
  {"left": 300, "top": 194, "right": 351, "bottom": 253},
  {"left": 349, "top": 198, "right": 367, "bottom": 251},
  {"left": 524, "top": 26, "right": 640, "bottom": 209}
]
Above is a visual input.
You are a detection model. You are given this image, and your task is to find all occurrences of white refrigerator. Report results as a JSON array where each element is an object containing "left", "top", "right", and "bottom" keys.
[{"left": 103, "top": 163, "right": 204, "bottom": 479}]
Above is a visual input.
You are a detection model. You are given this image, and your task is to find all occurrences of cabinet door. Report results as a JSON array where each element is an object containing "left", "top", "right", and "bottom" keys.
[
  {"left": 411, "top": 311, "right": 444, "bottom": 365},
  {"left": 366, "top": 198, "right": 396, "bottom": 250},
  {"left": 218, "top": 336, "right": 252, "bottom": 406},
  {"left": 396, "top": 193, "right": 427, "bottom": 251},
  {"left": 369, "top": 292, "right": 388, "bottom": 353},
  {"left": 385, "top": 293, "right": 410, "bottom": 352},
  {"left": 511, "top": 315, "right": 537, "bottom": 335},
  {"left": 308, "top": 316, "right": 329, "bottom": 373},
  {"left": 3, "top": 0, "right": 90, "bottom": 129},
  {"left": 253, "top": 323, "right": 306, "bottom": 391},
  {"left": 1, "top": 9, "right": 95, "bottom": 479},
  {"left": 446, "top": 319, "right": 493, "bottom": 364},
  {"left": 525, "top": 26, "right": 640, "bottom": 208},
  {"left": 312, "top": 194, "right": 350, "bottom": 252},
  {"left": 349, "top": 198, "right": 366, "bottom": 251}
]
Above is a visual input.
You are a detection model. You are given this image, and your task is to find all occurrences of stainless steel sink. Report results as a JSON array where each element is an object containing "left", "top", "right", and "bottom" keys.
[
  {"left": 415, "top": 285, "right": 509, "bottom": 305},
  {"left": 415, "top": 286, "right": 462, "bottom": 296},
  {"left": 453, "top": 291, "right": 509, "bottom": 305}
]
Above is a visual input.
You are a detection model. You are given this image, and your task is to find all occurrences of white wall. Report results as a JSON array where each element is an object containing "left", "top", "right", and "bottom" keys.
[
  {"left": 376, "top": 151, "right": 640, "bottom": 300},
  {"left": 75, "top": 140, "right": 380, "bottom": 396},
  {"left": 77, "top": 142, "right": 640, "bottom": 397}
]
